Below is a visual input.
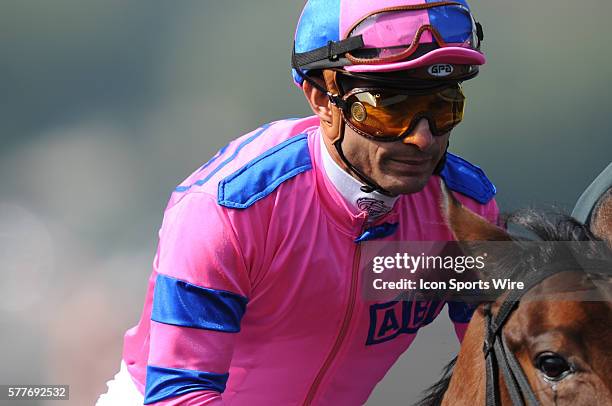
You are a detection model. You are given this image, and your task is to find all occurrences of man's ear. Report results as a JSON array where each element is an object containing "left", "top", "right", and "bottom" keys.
[
  {"left": 302, "top": 75, "right": 333, "bottom": 126},
  {"left": 589, "top": 188, "right": 612, "bottom": 247}
]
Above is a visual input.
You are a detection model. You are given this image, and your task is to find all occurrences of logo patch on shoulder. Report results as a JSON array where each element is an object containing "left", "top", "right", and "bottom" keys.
[{"left": 428, "top": 64, "right": 454, "bottom": 77}]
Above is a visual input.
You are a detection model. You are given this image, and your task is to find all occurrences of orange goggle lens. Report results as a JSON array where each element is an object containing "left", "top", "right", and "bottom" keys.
[{"left": 341, "top": 85, "right": 465, "bottom": 140}]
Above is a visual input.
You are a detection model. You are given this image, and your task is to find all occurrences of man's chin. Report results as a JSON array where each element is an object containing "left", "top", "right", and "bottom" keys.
[{"left": 381, "top": 173, "right": 433, "bottom": 196}]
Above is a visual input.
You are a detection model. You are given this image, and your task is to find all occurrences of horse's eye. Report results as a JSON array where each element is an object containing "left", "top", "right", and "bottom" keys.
[{"left": 536, "top": 353, "right": 573, "bottom": 381}]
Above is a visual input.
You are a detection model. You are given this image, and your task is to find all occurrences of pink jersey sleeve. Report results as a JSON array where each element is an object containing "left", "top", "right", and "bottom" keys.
[{"left": 144, "top": 192, "right": 251, "bottom": 405}]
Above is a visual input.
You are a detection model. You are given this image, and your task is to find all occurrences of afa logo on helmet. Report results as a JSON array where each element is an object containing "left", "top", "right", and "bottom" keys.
[{"left": 428, "top": 64, "right": 454, "bottom": 77}]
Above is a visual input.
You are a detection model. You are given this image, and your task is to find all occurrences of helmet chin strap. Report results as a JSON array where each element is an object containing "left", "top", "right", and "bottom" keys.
[
  {"left": 433, "top": 141, "right": 449, "bottom": 175},
  {"left": 332, "top": 121, "right": 396, "bottom": 196},
  {"left": 318, "top": 69, "right": 397, "bottom": 197},
  {"left": 333, "top": 123, "right": 449, "bottom": 196}
]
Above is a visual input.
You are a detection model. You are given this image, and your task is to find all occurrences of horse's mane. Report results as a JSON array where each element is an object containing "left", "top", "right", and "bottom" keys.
[
  {"left": 507, "top": 208, "right": 598, "bottom": 243},
  {"left": 412, "top": 208, "right": 610, "bottom": 406},
  {"left": 411, "top": 356, "right": 457, "bottom": 406},
  {"left": 493, "top": 209, "right": 612, "bottom": 278},
  {"left": 489, "top": 209, "right": 607, "bottom": 280}
]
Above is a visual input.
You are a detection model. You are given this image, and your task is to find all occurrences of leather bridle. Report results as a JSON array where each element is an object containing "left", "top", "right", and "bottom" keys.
[{"left": 481, "top": 259, "right": 609, "bottom": 406}]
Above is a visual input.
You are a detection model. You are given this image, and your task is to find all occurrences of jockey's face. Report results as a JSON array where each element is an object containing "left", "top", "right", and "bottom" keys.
[
  {"left": 339, "top": 117, "right": 450, "bottom": 196},
  {"left": 303, "top": 70, "right": 451, "bottom": 196}
]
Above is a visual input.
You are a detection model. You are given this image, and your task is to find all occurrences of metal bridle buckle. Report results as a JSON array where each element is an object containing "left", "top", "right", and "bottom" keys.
[{"left": 482, "top": 337, "right": 494, "bottom": 357}]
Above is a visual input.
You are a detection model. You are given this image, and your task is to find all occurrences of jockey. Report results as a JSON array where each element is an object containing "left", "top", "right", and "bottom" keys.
[{"left": 98, "top": 0, "right": 499, "bottom": 404}]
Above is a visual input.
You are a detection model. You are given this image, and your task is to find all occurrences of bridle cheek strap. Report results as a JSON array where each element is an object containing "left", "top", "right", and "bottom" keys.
[
  {"left": 502, "top": 336, "right": 541, "bottom": 406},
  {"left": 484, "top": 302, "right": 540, "bottom": 406},
  {"left": 483, "top": 303, "right": 502, "bottom": 406},
  {"left": 481, "top": 262, "right": 589, "bottom": 406}
]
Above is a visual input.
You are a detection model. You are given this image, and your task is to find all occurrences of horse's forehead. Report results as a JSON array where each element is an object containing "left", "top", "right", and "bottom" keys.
[
  {"left": 517, "top": 296, "right": 612, "bottom": 335},
  {"left": 525, "top": 272, "right": 611, "bottom": 301}
]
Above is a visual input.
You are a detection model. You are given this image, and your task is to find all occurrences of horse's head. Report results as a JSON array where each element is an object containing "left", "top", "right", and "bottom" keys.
[{"left": 436, "top": 182, "right": 612, "bottom": 406}]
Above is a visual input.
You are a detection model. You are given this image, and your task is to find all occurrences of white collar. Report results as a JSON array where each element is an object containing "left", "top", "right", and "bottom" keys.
[{"left": 319, "top": 132, "right": 398, "bottom": 220}]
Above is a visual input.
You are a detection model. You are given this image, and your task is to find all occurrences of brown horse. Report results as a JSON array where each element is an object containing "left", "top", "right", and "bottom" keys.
[{"left": 414, "top": 181, "right": 612, "bottom": 406}]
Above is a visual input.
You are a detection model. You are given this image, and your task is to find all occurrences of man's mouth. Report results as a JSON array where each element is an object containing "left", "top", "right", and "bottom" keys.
[
  {"left": 389, "top": 157, "right": 431, "bottom": 164},
  {"left": 387, "top": 156, "right": 432, "bottom": 173}
]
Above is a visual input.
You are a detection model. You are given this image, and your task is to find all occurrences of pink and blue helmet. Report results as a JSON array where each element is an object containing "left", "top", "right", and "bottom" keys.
[{"left": 292, "top": 0, "right": 486, "bottom": 86}]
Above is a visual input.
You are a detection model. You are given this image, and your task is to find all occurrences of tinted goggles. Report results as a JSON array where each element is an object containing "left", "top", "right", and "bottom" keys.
[
  {"left": 345, "top": 1, "right": 482, "bottom": 65},
  {"left": 338, "top": 84, "right": 465, "bottom": 140}
]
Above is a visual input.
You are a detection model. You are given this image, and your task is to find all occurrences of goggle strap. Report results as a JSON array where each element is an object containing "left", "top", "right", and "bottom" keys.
[
  {"left": 292, "top": 37, "right": 364, "bottom": 68},
  {"left": 294, "top": 68, "right": 348, "bottom": 110}
]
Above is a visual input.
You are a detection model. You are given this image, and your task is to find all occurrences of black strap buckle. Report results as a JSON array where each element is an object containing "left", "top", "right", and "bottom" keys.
[
  {"left": 327, "top": 41, "right": 339, "bottom": 61},
  {"left": 483, "top": 335, "right": 495, "bottom": 356}
]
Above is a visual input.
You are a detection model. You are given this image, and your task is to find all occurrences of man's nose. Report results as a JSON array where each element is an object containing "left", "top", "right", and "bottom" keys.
[{"left": 401, "top": 119, "right": 434, "bottom": 150}]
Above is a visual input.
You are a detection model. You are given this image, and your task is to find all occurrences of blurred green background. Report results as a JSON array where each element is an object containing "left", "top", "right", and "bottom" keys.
[{"left": 0, "top": 1, "right": 610, "bottom": 405}]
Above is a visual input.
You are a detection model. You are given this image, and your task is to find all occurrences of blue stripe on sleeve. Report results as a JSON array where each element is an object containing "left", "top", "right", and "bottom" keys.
[
  {"left": 144, "top": 365, "right": 229, "bottom": 404},
  {"left": 151, "top": 274, "right": 248, "bottom": 333}
]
